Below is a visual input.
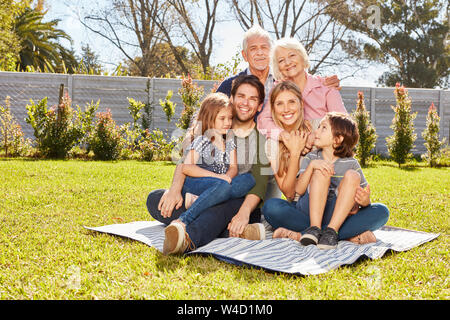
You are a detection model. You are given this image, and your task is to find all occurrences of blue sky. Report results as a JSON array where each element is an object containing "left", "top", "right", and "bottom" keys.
[{"left": 44, "top": 0, "right": 382, "bottom": 86}]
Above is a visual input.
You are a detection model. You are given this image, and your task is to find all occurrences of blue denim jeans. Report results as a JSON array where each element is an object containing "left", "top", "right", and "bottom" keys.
[
  {"left": 179, "top": 172, "right": 255, "bottom": 225},
  {"left": 146, "top": 189, "right": 261, "bottom": 251},
  {"left": 262, "top": 191, "right": 389, "bottom": 240}
]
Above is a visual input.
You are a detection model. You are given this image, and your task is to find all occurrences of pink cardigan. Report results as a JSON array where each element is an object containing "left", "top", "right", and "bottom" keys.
[{"left": 257, "top": 72, "right": 347, "bottom": 138}]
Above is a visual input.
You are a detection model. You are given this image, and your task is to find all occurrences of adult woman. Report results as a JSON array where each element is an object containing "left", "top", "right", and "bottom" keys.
[
  {"left": 262, "top": 81, "right": 389, "bottom": 244},
  {"left": 264, "top": 81, "right": 311, "bottom": 202},
  {"left": 257, "top": 37, "right": 347, "bottom": 137}
]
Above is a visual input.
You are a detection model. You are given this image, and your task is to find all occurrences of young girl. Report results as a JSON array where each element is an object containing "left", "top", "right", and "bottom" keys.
[
  {"left": 163, "top": 92, "right": 256, "bottom": 255},
  {"left": 296, "top": 112, "right": 370, "bottom": 249}
]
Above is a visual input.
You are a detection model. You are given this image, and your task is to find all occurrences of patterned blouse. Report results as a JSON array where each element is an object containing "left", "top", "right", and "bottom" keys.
[{"left": 185, "top": 135, "right": 236, "bottom": 174}]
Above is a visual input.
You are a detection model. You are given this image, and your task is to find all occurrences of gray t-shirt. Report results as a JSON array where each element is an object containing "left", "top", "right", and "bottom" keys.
[
  {"left": 186, "top": 135, "right": 236, "bottom": 174},
  {"left": 299, "top": 149, "right": 368, "bottom": 198}
]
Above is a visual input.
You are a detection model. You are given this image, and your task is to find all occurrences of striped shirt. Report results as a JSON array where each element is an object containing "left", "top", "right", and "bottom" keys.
[{"left": 299, "top": 150, "right": 368, "bottom": 198}]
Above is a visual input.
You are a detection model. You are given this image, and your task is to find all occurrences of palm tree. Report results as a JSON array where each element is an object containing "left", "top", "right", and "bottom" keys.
[{"left": 13, "top": 7, "right": 77, "bottom": 73}]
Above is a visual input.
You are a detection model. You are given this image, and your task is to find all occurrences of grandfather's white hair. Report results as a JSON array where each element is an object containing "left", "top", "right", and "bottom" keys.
[
  {"left": 242, "top": 25, "right": 272, "bottom": 52},
  {"left": 271, "top": 37, "right": 310, "bottom": 80}
]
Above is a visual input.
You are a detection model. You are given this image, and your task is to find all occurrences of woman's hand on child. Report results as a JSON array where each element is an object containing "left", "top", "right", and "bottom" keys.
[
  {"left": 302, "top": 132, "right": 315, "bottom": 155},
  {"left": 355, "top": 184, "right": 371, "bottom": 207},
  {"left": 280, "top": 130, "right": 308, "bottom": 156},
  {"left": 311, "top": 159, "right": 334, "bottom": 176}
]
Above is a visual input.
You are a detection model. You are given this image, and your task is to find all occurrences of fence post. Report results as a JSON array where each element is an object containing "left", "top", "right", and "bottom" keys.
[
  {"left": 58, "top": 83, "right": 64, "bottom": 122},
  {"left": 58, "top": 83, "right": 64, "bottom": 105},
  {"left": 67, "top": 74, "right": 73, "bottom": 102},
  {"left": 145, "top": 77, "right": 155, "bottom": 131},
  {"left": 438, "top": 90, "right": 445, "bottom": 141},
  {"left": 370, "top": 87, "right": 377, "bottom": 153}
]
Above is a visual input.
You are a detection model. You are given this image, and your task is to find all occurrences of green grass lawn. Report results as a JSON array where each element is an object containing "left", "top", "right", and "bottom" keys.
[{"left": 0, "top": 159, "right": 448, "bottom": 299}]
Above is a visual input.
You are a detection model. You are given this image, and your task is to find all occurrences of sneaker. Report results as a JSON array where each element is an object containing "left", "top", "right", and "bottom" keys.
[
  {"left": 273, "top": 227, "right": 301, "bottom": 241},
  {"left": 347, "top": 230, "right": 376, "bottom": 245},
  {"left": 317, "top": 227, "right": 339, "bottom": 250},
  {"left": 239, "top": 223, "right": 266, "bottom": 240},
  {"left": 163, "top": 221, "right": 195, "bottom": 255},
  {"left": 300, "top": 226, "right": 322, "bottom": 246}
]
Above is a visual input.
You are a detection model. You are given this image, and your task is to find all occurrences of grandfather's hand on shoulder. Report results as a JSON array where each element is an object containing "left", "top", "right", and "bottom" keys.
[{"left": 323, "top": 74, "right": 341, "bottom": 91}]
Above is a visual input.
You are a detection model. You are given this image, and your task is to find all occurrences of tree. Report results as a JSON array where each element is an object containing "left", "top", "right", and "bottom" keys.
[
  {"left": 228, "top": 0, "right": 359, "bottom": 76},
  {"left": 0, "top": 0, "right": 27, "bottom": 70},
  {"left": 324, "top": 0, "right": 450, "bottom": 88},
  {"left": 352, "top": 91, "right": 377, "bottom": 166},
  {"left": 81, "top": 0, "right": 219, "bottom": 77},
  {"left": 77, "top": 43, "right": 104, "bottom": 75},
  {"left": 124, "top": 42, "right": 200, "bottom": 77},
  {"left": 422, "top": 103, "right": 446, "bottom": 167},
  {"left": 14, "top": 7, "right": 78, "bottom": 73},
  {"left": 81, "top": 0, "right": 169, "bottom": 76},
  {"left": 153, "top": 0, "right": 220, "bottom": 76},
  {"left": 386, "top": 83, "right": 417, "bottom": 166}
]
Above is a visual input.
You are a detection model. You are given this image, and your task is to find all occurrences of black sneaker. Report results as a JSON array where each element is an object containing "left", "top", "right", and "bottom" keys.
[
  {"left": 300, "top": 226, "right": 322, "bottom": 246},
  {"left": 318, "top": 227, "right": 339, "bottom": 250}
]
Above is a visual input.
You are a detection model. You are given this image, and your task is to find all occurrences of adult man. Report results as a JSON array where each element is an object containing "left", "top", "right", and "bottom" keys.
[
  {"left": 147, "top": 75, "right": 271, "bottom": 253},
  {"left": 216, "top": 25, "right": 274, "bottom": 105}
]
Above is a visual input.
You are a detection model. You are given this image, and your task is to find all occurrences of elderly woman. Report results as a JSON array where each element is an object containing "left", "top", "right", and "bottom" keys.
[{"left": 257, "top": 37, "right": 347, "bottom": 138}]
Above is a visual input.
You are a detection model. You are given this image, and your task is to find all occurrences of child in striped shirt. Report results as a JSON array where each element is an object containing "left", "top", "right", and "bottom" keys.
[{"left": 296, "top": 112, "right": 371, "bottom": 249}]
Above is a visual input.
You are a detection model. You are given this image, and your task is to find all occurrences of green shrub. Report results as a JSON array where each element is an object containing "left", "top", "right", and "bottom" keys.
[
  {"left": 0, "top": 96, "right": 31, "bottom": 157},
  {"left": 352, "top": 91, "right": 377, "bottom": 167},
  {"left": 176, "top": 74, "right": 204, "bottom": 131},
  {"left": 127, "top": 97, "right": 145, "bottom": 130},
  {"left": 421, "top": 103, "right": 446, "bottom": 167},
  {"left": 139, "top": 130, "right": 154, "bottom": 161},
  {"left": 90, "top": 109, "right": 123, "bottom": 160},
  {"left": 147, "top": 128, "right": 175, "bottom": 161},
  {"left": 159, "top": 90, "right": 176, "bottom": 123},
  {"left": 386, "top": 83, "right": 417, "bottom": 167},
  {"left": 74, "top": 100, "right": 99, "bottom": 152},
  {"left": 25, "top": 93, "right": 84, "bottom": 158}
]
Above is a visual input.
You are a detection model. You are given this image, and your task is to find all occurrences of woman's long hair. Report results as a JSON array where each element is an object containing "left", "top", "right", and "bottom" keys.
[{"left": 270, "top": 81, "right": 311, "bottom": 176}]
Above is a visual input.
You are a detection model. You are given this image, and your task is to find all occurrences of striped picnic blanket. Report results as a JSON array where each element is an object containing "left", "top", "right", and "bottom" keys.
[{"left": 84, "top": 220, "right": 439, "bottom": 275}]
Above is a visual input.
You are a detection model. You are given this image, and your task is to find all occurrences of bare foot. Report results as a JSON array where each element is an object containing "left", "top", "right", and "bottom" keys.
[
  {"left": 184, "top": 193, "right": 198, "bottom": 209},
  {"left": 347, "top": 230, "right": 376, "bottom": 245},
  {"left": 272, "top": 227, "right": 301, "bottom": 241}
]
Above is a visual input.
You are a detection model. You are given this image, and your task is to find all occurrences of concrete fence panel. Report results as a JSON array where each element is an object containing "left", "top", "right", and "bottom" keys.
[{"left": 0, "top": 71, "right": 448, "bottom": 155}]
